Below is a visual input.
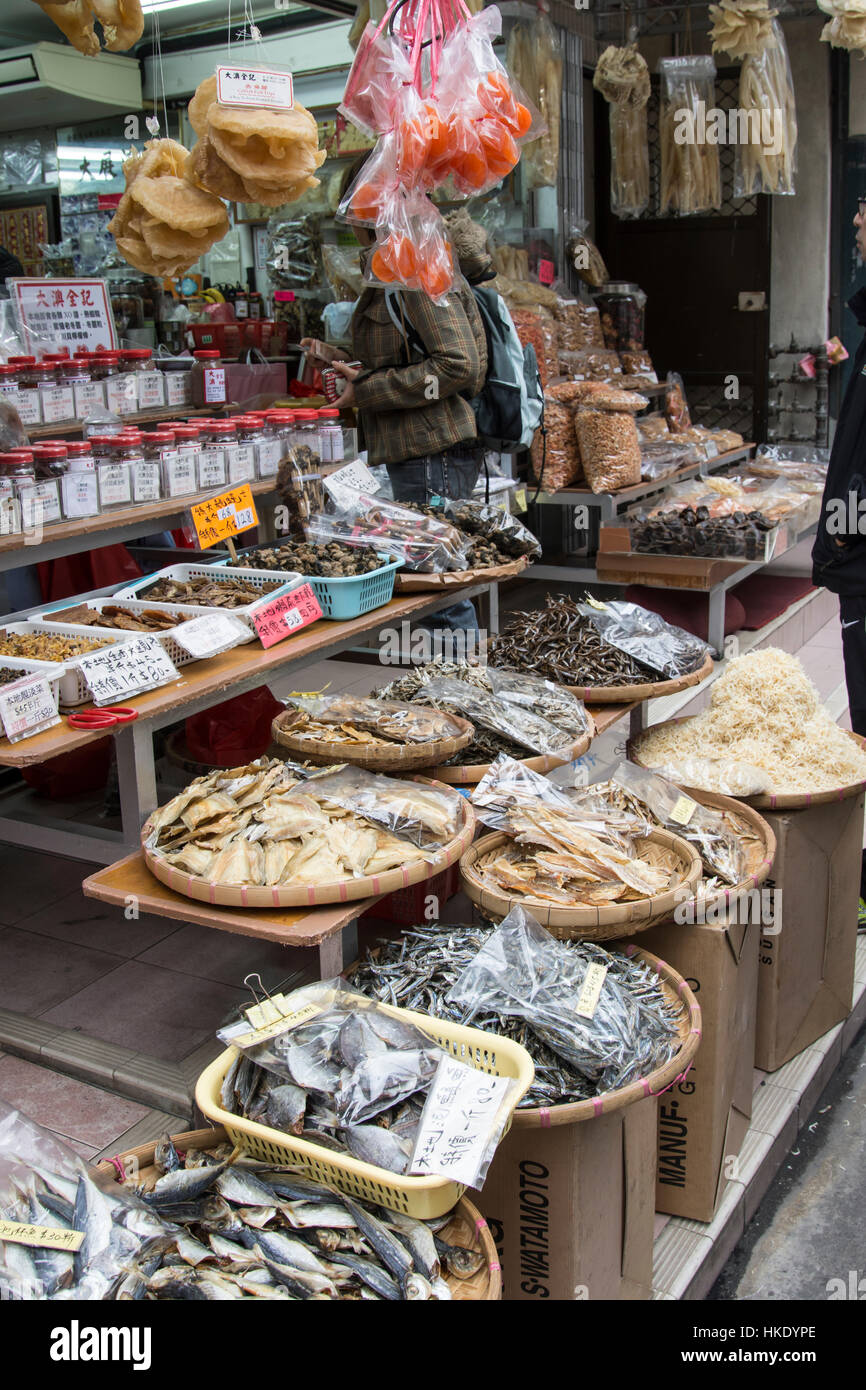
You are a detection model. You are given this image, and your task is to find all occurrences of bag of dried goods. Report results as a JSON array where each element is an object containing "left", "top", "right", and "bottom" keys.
[
  {"left": 574, "top": 392, "right": 645, "bottom": 493},
  {"left": 558, "top": 347, "right": 624, "bottom": 382},
  {"left": 710, "top": 8, "right": 797, "bottom": 196},
  {"left": 506, "top": 13, "right": 562, "bottom": 188},
  {"left": 620, "top": 350, "right": 656, "bottom": 378},
  {"left": 659, "top": 55, "right": 722, "bottom": 214},
  {"left": 593, "top": 44, "right": 651, "bottom": 218},
  {"left": 565, "top": 227, "right": 609, "bottom": 288},
  {"left": 530, "top": 396, "right": 583, "bottom": 490},
  {"left": 665, "top": 371, "right": 692, "bottom": 432}
]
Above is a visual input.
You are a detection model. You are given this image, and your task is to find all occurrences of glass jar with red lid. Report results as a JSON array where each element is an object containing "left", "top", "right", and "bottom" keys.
[
  {"left": 163, "top": 424, "right": 199, "bottom": 496},
  {"left": 30, "top": 443, "right": 68, "bottom": 479},
  {"left": 191, "top": 349, "right": 226, "bottom": 407},
  {"left": 117, "top": 431, "right": 162, "bottom": 504},
  {"left": 18, "top": 445, "right": 64, "bottom": 525},
  {"left": 290, "top": 408, "right": 323, "bottom": 462},
  {"left": 224, "top": 418, "right": 257, "bottom": 484},
  {"left": 196, "top": 420, "right": 229, "bottom": 491},
  {"left": 93, "top": 434, "right": 133, "bottom": 510},
  {"left": 317, "top": 407, "right": 344, "bottom": 463}
]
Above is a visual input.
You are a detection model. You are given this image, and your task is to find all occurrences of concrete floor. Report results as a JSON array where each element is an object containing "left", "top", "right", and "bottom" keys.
[{"left": 710, "top": 1017, "right": 866, "bottom": 1300}]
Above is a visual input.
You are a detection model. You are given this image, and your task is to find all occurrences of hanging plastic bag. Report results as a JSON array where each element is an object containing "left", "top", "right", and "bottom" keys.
[
  {"left": 734, "top": 20, "right": 797, "bottom": 196},
  {"left": 365, "top": 191, "right": 456, "bottom": 301},
  {"left": 505, "top": 12, "right": 562, "bottom": 188},
  {"left": 658, "top": 55, "right": 721, "bottom": 214},
  {"left": 593, "top": 45, "right": 651, "bottom": 218},
  {"left": 577, "top": 598, "right": 710, "bottom": 679}
]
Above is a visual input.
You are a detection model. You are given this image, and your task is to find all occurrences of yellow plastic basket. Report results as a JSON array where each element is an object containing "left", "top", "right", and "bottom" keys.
[{"left": 195, "top": 1005, "right": 535, "bottom": 1220}]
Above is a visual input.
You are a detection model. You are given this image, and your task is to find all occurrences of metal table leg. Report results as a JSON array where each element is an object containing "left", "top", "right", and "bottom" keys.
[{"left": 116, "top": 720, "right": 159, "bottom": 845}]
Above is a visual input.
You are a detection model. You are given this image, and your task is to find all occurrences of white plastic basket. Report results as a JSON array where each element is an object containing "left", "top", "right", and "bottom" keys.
[
  {"left": 0, "top": 623, "right": 135, "bottom": 707},
  {"left": 115, "top": 564, "right": 303, "bottom": 624},
  {"left": 31, "top": 598, "right": 255, "bottom": 669},
  {"left": 0, "top": 657, "right": 63, "bottom": 738}
]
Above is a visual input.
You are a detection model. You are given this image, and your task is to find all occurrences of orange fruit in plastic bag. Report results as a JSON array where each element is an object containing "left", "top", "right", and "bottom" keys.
[
  {"left": 391, "top": 233, "right": 419, "bottom": 281},
  {"left": 371, "top": 246, "right": 397, "bottom": 283},
  {"left": 419, "top": 247, "right": 453, "bottom": 300},
  {"left": 351, "top": 180, "right": 384, "bottom": 221},
  {"left": 478, "top": 118, "right": 519, "bottom": 179},
  {"left": 454, "top": 149, "right": 489, "bottom": 191},
  {"left": 512, "top": 102, "right": 532, "bottom": 137},
  {"left": 423, "top": 103, "right": 450, "bottom": 166}
]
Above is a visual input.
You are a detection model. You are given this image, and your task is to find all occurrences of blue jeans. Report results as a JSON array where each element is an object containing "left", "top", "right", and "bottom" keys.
[{"left": 387, "top": 445, "right": 482, "bottom": 634}]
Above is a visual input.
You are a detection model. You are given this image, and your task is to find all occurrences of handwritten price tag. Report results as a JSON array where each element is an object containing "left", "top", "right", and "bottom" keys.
[
  {"left": 0, "top": 675, "right": 61, "bottom": 742},
  {"left": 252, "top": 582, "right": 322, "bottom": 648},
  {"left": 575, "top": 962, "right": 608, "bottom": 1020},
  {"left": 216, "top": 65, "right": 294, "bottom": 110},
  {"left": 174, "top": 612, "right": 250, "bottom": 660},
  {"left": 409, "top": 1056, "right": 516, "bottom": 1188},
  {"left": 0, "top": 1219, "right": 84, "bottom": 1253},
  {"left": 190, "top": 485, "right": 258, "bottom": 549},
  {"left": 324, "top": 458, "right": 380, "bottom": 505},
  {"left": 77, "top": 635, "right": 179, "bottom": 705}
]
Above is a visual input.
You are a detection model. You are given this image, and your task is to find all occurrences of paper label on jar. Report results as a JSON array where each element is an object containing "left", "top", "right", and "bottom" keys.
[
  {"left": 165, "top": 372, "right": 191, "bottom": 406},
  {"left": 98, "top": 462, "right": 132, "bottom": 507},
  {"left": 256, "top": 438, "right": 281, "bottom": 478},
  {"left": 12, "top": 389, "right": 42, "bottom": 426},
  {"left": 0, "top": 497, "right": 22, "bottom": 536},
  {"left": 226, "top": 444, "right": 256, "bottom": 483},
  {"left": 73, "top": 380, "right": 106, "bottom": 417},
  {"left": 133, "top": 460, "right": 161, "bottom": 503},
  {"left": 198, "top": 448, "right": 227, "bottom": 489},
  {"left": 106, "top": 375, "right": 138, "bottom": 415},
  {"left": 39, "top": 385, "right": 75, "bottom": 424},
  {"left": 137, "top": 371, "right": 166, "bottom": 410},
  {"left": 164, "top": 454, "right": 197, "bottom": 497},
  {"left": 61, "top": 471, "right": 99, "bottom": 518},
  {"left": 20, "top": 481, "right": 62, "bottom": 527},
  {"left": 204, "top": 367, "right": 227, "bottom": 404}
]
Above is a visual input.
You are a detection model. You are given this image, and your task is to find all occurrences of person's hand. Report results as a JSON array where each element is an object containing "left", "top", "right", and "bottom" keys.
[
  {"left": 332, "top": 359, "right": 361, "bottom": 408},
  {"left": 300, "top": 338, "right": 344, "bottom": 369}
]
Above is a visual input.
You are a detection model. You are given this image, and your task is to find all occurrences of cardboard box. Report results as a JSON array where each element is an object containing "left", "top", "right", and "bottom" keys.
[
  {"left": 629, "top": 917, "right": 759, "bottom": 1223},
  {"left": 755, "top": 794, "right": 863, "bottom": 1070},
  {"left": 471, "top": 1099, "right": 656, "bottom": 1301}
]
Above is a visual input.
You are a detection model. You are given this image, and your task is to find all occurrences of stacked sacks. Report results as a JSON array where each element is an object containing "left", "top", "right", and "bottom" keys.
[
  {"left": 107, "top": 140, "right": 230, "bottom": 279},
  {"left": 186, "top": 75, "right": 326, "bottom": 208}
]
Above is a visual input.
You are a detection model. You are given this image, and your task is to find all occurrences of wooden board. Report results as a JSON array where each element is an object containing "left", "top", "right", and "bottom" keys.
[
  {"left": 0, "top": 589, "right": 478, "bottom": 768},
  {"left": 82, "top": 852, "right": 377, "bottom": 946},
  {"left": 395, "top": 558, "right": 529, "bottom": 592}
]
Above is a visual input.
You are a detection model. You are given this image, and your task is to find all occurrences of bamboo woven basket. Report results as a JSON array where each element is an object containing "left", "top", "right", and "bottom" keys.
[
  {"left": 507, "top": 946, "right": 702, "bottom": 1127},
  {"left": 662, "top": 787, "right": 776, "bottom": 925},
  {"left": 628, "top": 718, "right": 866, "bottom": 810},
  {"left": 432, "top": 726, "right": 594, "bottom": 786},
  {"left": 142, "top": 777, "right": 476, "bottom": 909},
  {"left": 96, "top": 1126, "right": 501, "bottom": 1299},
  {"left": 271, "top": 707, "right": 475, "bottom": 772},
  {"left": 395, "top": 557, "right": 529, "bottom": 592},
  {"left": 566, "top": 650, "right": 715, "bottom": 704},
  {"left": 196, "top": 1001, "right": 534, "bottom": 1219},
  {"left": 459, "top": 827, "right": 703, "bottom": 941}
]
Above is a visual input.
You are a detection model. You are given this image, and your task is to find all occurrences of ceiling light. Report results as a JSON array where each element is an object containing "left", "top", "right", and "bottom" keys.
[{"left": 141, "top": 0, "right": 220, "bottom": 14}]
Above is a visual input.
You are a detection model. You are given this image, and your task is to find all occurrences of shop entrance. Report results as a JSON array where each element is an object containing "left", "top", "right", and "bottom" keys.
[{"left": 593, "top": 71, "right": 772, "bottom": 444}]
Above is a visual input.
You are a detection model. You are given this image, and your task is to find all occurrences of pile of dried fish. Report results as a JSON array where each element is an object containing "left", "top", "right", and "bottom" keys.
[
  {"left": 0, "top": 631, "right": 110, "bottom": 662},
  {"left": 227, "top": 541, "right": 393, "bottom": 578},
  {"left": 469, "top": 757, "right": 686, "bottom": 907},
  {"left": 50, "top": 604, "right": 191, "bottom": 633},
  {"left": 146, "top": 758, "right": 462, "bottom": 887},
  {"left": 490, "top": 594, "right": 655, "bottom": 686},
  {"left": 283, "top": 694, "right": 467, "bottom": 748},
  {"left": 127, "top": 1140, "right": 478, "bottom": 1299},
  {"left": 348, "top": 912, "right": 683, "bottom": 1107},
  {"left": 375, "top": 661, "right": 591, "bottom": 765},
  {"left": 138, "top": 575, "right": 285, "bottom": 608}
]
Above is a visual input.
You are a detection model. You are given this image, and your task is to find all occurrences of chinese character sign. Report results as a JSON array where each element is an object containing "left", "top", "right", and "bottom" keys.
[
  {"left": 190, "top": 485, "right": 258, "bottom": 549},
  {"left": 252, "top": 583, "right": 322, "bottom": 648},
  {"left": 9, "top": 279, "right": 117, "bottom": 355}
]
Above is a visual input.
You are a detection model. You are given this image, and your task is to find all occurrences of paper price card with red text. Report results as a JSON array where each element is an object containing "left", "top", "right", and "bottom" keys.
[
  {"left": 252, "top": 583, "right": 322, "bottom": 648},
  {"left": 190, "top": 485, "right": 258, "bottom": 549}
]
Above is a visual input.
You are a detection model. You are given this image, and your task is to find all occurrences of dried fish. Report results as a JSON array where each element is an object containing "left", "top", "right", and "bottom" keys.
[
  {"left": 284, "top": 694, "right": 467, "bottom": 748},
  {"left": 50, "top": 604, "right": 191, "bottom": 632},
  {"left": 0, "top": 631, "right": 111, "bottom": 662},
  {"left": 139, "top": 575, "right": 284, "bottom": 608},
  {"left": 490, "top": 594, "right": 655, "bottom": 686}
]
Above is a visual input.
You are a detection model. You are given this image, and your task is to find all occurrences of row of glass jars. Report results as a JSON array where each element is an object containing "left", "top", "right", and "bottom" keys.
[
  {"left": 0, "top": 408, "right": 356, "bottom": 529},
  {"left": 0, "top": 348, "right": 193, "bottom": 427}
]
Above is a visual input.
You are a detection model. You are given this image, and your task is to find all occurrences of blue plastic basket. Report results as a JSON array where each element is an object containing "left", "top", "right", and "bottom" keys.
[{"left": 213, "top": 549, "right": 401, "bottom": 620}]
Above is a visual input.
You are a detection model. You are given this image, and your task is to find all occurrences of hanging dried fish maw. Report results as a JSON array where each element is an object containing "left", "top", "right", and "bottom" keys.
[
  {"left": 108, "top": 138, "right": 229, "bottom": 278},
  {"left": 593, "top": 45, "right": 650, "bottom": 218},
  {"left": 734, "top": 19, "right": 797, "bottom": 196},
  {"left": 658, "top": 56, "right": 722, "bottom": 216}
]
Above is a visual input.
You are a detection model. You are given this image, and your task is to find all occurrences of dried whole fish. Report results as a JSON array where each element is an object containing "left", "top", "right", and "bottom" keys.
[
  {"left": 285, "top": 694, "right": 467, "bottom": 748},
  {"left": 490, "top": 593, "right": 656, "bottom": 686},
  {"left": 139, "top": 575, "right": 284, "bottom": 608},
  {"left": 347, "top": 912, "right": 683, "bottom": 1107},
  {"left": 53, "top": 604, "right": 192, "bottom": 633}
]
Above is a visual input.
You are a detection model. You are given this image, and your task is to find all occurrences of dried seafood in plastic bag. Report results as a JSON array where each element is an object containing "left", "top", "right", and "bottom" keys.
[
  {"left": 420, "top": 677, "right": 577, "bottom": 757},
  {"left": 285, "top": 693, "right": 467, "bottom": 746},
  {"left": 659, "top": 56, "right": 721, "bottom": 215},
  {"left": 593, "top": 45, "right": 651, "bottom": 217},
  {"left": 490, "top": 594, "right": 656, "bottom": 687},
  {"left": 307, "top": 494, "right": 471, "bottom": 572},
  {"left": 577, "top": 598, "right": 709, "bottom": 680}
]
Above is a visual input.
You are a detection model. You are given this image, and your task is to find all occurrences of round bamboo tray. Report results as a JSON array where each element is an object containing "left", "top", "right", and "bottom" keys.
[
  {"left": 271, "top": 707, "right": 475, "bottom": 772},
  {"left": 507, "top": 946, "right": 702, "bottom": 1127},
  {"left": 566, "top": 650, "right": 715, "bottom": 704},
  {"left": 629, "top": 718, "right": 866, "bottom": 810},
  {"left": 142, "top": 778, "right": 476, "bottom": 908},
  {"left": 96, "top": 1126, "right": 501, "bottom": 1300},
  {"left": 459, "top": 827, "right": 703, "bottom": 941},
  {"left": 395, "top": 557, "right": 529, "bottom": 592},
  {"left": 432, "top": 725, "right": 594, "bottom": 785}
]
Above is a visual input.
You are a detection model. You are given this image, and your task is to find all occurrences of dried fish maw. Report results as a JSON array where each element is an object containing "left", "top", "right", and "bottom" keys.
[
  {"left": 207, "top": 100, "right": 318, "bottom": 147},
  {"left": 188, "top": 75, "right": 218, "bottom": 137},
  {"left": 186, "top": 137, "right": 248, "bottom": 203},
  {"left": 137, "top": 215, "right": 215, "bottom": 261},
  {"left": 125, "top": 139, "right": 188, "bottom": 185},
  {"left": 32, "top": 0, "right": 100, "bottom": 56},
  {"left": 130, "top": 175, "right": 229, "bottom": 235},
  {"left": 239, "top": 174, "right": 321, "bottom": 208},
  {"left": 207, "top": 840, "right": 265, "bottom": 885},
  {"left": 88, "top": 0, "right": 143, "bottom": 50},
  {"left": 208, "top": 125, "right": 322, "bottom": 184},
  {"left": 181, "top": 792, "right": 238, "bottom": 831}
]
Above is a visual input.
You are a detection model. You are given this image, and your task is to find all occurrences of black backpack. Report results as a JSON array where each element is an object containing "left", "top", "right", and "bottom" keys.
[{"left": 384, "top": 284, "right": 541, "bottom": 450}]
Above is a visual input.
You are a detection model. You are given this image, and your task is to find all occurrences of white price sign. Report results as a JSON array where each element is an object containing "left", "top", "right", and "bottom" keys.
[
  {"left": 0, "top": 675, "right": 60, "bottom": 742},
  {"left": 9, "top": 278, "right": 117, "bottom": 355},
  {"left": 409, "top": 1056, "right": 516, "bottom": 1188},
  {"left": 216, "top": 65, "right": 294, "bottom": 110},
  {"left": 324, "top": 459, "right": 380, "bottom": 507},
  {"left": 174, "top": 612, "right": 250, "bottom": 660},
  {"left": 77, "top": 635, "right": 179, "bottom": 706}
]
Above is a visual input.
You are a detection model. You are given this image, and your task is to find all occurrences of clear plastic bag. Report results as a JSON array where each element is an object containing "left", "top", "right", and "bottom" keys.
[
  {"left": 446, "top": 906, "right": 681, "bottom": 1090},
  {"left": 640, "top": 439, "right": 700, "bottom": 481},
  {"left": 659, "top": 55, "right": 722, "bottom": 215},
  {"left": 0, "top": 1101, "right": 170, "bottom": 1300},
  {"left": 646, "top": 755, "right": 774, "bottom": 798},
  {"left": 486, "top": 667, "right": 592, "bottom": 742},
  {"left": 505, "top": 13, "right": 562, "bottom": 188},
  {"left": 295, "top": 764, "right": 462, "bottom": 846},
  {"left": 735, "top": 20, "right": 797, "bottom": 197},
  {"left": 574, "top": 406, "right": 642, "bottom": 493},
  {"left": 559, "top": 347, "right": 623, "bottom": 381},
  {"left": 306, "top": 492, "right": 471, "bottom": 571},
  {"left": 529, "top": 397, "right": 583, "bottom": 490},
  {"left": 420, "top": 676, "right": 579, "bottom": 757},
  {"left": 665, "top": 370, "right": 692, "bottom": 432},
  {"left": 609, "top": 103, "right": 650, "bottom": 217},
  {"left": 364, "top": 190, "right": 456, "bottom": 302},
  {"left": 287, "top": 693, "right": 466, "bottom": 744},
  {"left": 438, "top": 497, "right": 541, "bottom": 559},
  {"left": 578, "top": 599, "right": 710, "bottom": 679},
  {"left": 565, "top": 228, "right": 609, "bottom": 289},
  {"left": 612, "top": 761, "right": 749, "bottom": 884},
  {"left": 638, "top": 412, "right": 670, "bottom": 442}
]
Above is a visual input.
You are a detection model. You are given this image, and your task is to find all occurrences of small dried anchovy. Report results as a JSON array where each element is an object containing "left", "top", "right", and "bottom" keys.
[
  {"left": 489, "top": 594, "right": 653, "bottom": 686},
  {"left": 347, "top": 924, "right": 682, "bottom": 1108},
  {"left": 375, "top": 662, "right": 515, "bottom": 764}
]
